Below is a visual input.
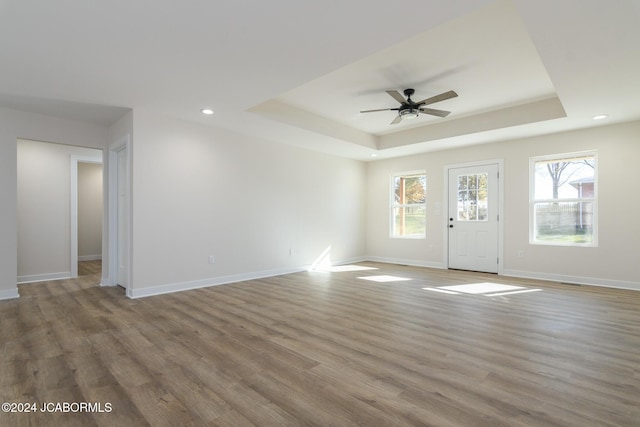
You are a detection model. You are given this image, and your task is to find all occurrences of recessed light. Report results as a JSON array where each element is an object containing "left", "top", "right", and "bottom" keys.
[
  {"left": 371, "top": 153, "right": 378, "bottom": 158},
  {"left": 592, "top": 114, "right": 608, "bottom": 120},
  {"left": 201, "top": 108, "right": 214, "bottom": 115}
]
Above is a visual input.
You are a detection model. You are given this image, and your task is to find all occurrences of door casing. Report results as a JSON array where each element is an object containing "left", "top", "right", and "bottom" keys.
[
  {"left": 106, "top": 134, "right": 132, "bottom": 297},
  {"left": 443, "top": 159, "right": 504, "bottom": 274}
]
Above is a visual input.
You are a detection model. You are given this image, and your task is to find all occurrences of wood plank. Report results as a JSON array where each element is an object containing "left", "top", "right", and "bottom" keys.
[{"left": 2, "top": 261, "right": 639, "bottom": 426}]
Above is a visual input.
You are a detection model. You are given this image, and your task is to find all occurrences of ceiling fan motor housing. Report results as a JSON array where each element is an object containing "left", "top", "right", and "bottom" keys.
[{"left": 400, "top": 89, "right": 419, "bottom": 118}]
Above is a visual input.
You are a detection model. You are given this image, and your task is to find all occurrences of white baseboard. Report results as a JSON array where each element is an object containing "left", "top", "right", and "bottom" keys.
[
  {"left": 362, "top": 261, "right": 640, "bottom": 291},
  {"left": 129, "top": 265, "right": 309, "bottom": 299},
  {"left": 17, "top": 272, "right": 71, "bottom": 284},
  {"left": 503, "top": 269, "right": 640, "bottom": 291},
  {"left": 78, "top": 255, "right": 102, "bottom": 262},
  {"left": 332, "top": 256, "right": 369, "bottom": 266},
  {"left": 0, "top": 288, "right": 20, "bottom": 300},
  {"left": 118, "top": 257, "right": 640, "bottom": 299},
  {"left": 128, "top": 256, "right": 374, "bottom": 299},
  {"left": 365, "top": 256, "right": 445, "bottom": 270}
]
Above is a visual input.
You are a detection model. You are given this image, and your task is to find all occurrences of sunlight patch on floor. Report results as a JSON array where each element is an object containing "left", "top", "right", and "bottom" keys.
[
  {"left": 488, "top": 288, "right": 542, "bottom": 296},
  {"left": 317, "top": 265, "right": 379, "bottom": 272},
  {"left": 358, "top": 275, "right": 412, "bottom": 283},
  {"left": 440, "top": 283, "right": 523, "bottom": 294},
  {"left": 423, "top": 282, "right": 542, "bottom": 297}
]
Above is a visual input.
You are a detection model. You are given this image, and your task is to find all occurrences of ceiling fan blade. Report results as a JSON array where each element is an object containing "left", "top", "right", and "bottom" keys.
[
  {"left": 385, "top": 90, "right": 407, "bottom": 104},
  {"left": 419, "top": 107, "right": 451, "bottom": 117},
  {"left": 390, "top": 115, "right": 403, "bottom": 125},
  {"left": 416, "top": 90, "right": 458, "bottom": 106},
  {"left": 360, "top": 108, "right": 396, "bottom": 113}
]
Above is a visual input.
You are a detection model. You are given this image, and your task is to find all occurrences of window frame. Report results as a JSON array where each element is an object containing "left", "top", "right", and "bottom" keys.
[
  {"left": 390, "top": 170, "right": 427, "bottom": 239},
  {"left": 529, "top": 151, "right": 598, "bottom": 247}
]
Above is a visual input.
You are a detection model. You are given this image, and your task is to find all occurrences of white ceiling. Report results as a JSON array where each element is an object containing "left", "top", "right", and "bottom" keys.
[{"left": 1, "top": 0, "right": 639, "bottom": 161}]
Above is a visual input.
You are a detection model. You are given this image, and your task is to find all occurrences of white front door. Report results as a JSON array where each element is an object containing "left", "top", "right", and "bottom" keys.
[{"left": 448, "top": 163, "right": 499, "bottom": 273}]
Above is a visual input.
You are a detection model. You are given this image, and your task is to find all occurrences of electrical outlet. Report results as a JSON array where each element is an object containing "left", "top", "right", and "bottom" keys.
[
  {"left": 208, "top": 255, "right": 215, "bottom": 264},
  {"left": 517, "top": 250, "right": 525, "bottom": 258}
]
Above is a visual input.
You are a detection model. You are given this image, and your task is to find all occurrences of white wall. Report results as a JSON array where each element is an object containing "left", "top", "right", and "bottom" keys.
[
  {"left": 17, "top": 139, "right": 103, "bottom": 282},
  {"left": 0, "top": 107, "right": 109, "bottom": 299},
  {"left": 366, "top": 120, "right": 640, "bottom": 290},
  {"left": 2, "top": 104, "right": 637, "bottom": 300},
  {"left": 78, "top": 162, "right": 103, "bottom": 260},
  {"left": 129, "top": 110, "right": 367, "bottom": 297}
]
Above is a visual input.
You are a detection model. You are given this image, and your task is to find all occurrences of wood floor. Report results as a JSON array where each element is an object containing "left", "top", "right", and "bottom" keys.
[{"left": 1, "top": 261, "right": 639, "bottom": 426}]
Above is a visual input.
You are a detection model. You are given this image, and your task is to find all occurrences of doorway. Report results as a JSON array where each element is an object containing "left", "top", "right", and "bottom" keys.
[
  {"left": 17, "top": 139, "right": 103, "bottom": 283},
  {"left": 71, "top": 155, "right": 103, "bottom": 278},
  {"left": 446, "top": 161, "right": 503, "bottom": 273}
]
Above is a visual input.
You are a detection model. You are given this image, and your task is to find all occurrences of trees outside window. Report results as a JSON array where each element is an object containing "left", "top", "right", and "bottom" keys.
[
  {"left": 530, "top": 152, "right": 597, "bottom": 246},
  {"left": 391, "top": 172, "right": 426, "bottom": 238}
]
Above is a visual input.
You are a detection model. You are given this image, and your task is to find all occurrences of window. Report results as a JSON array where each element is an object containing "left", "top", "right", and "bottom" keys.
[
  {"left": 530, "top": 152, "right": 597, "bottom": 246},
  {"left": 391, "top": 171, "right": 426, "bottom": 238}
]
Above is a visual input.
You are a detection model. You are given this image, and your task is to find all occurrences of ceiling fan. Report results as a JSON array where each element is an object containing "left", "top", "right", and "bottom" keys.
[{"left": 360, "top": 88, "right": 458, "bottom": 125}]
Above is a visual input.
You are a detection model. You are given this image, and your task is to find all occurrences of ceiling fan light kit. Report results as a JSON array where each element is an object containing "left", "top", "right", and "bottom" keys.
[
  {"left": 360, "top": 88, "right": 458, "bottom": 125},
  {"left": 400, "top": 108, "right": 420, "bottom": 119}
]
